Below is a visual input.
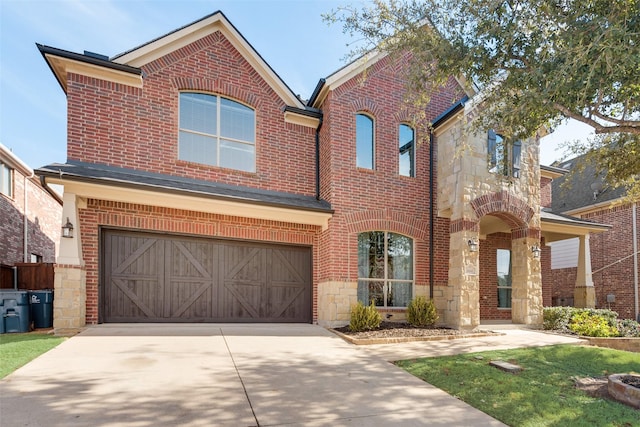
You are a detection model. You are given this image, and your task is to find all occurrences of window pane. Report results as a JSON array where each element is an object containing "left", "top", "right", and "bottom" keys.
[
  {"left": 179, "top": 131, "right": 217, "bottom": 165},
  {"left": 497, "top": 249, "right": 512, "bottom": 308},
  {"left": 356, "top": 114, "right": 374, "bottom": 169},
  {"left": 389, "top": 282, "right": 412, "bottom": 307},
  {"left": 1, "top": 164, "right": 12, "bottom": 197},
  {"left": 387, "top": 233, "right": 413, "bottom": 280},
  {"left": 220, "top": 139, "right": 255, "bottom": 172},
  {"left": 180, "top": 93, "right": 217, "bottom": 135},
  {"left": 512, "top": 140, "right": 522, "bottom": 177},
  {"left": 220, "top": 98, "right": 255, "bottom": 142},
  {"left": 358, "top": 280, "right": 384, "bottom": 306},
  {"left": 498, "top": 288, "right": 512, "bottom": 308},
  {"left": 399, "top": 124, "right": 414, "bottom": 177}
]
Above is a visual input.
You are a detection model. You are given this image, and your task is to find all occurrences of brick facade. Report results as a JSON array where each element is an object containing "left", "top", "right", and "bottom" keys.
[
  {"left": 0, "top": 168, "right": 61, "bottom": 265},
  {"left": 42, "top": 12, "right": 553, "bottom": 329}
]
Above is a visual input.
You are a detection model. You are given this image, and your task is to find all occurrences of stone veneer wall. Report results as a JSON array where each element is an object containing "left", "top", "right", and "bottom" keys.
[
  {"left": 435, "top": 113, "right": 543, "bottom": 329},
  {"left": 53, "top": 264, "right": 86, "bottom": 336}
]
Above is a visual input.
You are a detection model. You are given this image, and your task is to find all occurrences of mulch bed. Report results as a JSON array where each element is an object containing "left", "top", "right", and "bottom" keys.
[{"left": 331, "top": 321, "right": 501, "bottom": 345}]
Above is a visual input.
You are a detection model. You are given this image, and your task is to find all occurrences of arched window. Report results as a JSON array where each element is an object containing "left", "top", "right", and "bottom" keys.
[
  {"left": 357, "top": 231, "right": 413, "bottom": 307},
  {"left": 356, "top": 113, "right": 374, "bottom": 169},
  {"left": 179, "top": 92, "right": 255, "bottom": 172},
  {"left": 399, "top": 124, "right": 415, "bottom": 177}
]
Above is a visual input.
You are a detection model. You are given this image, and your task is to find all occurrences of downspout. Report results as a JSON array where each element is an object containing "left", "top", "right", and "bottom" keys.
[
  {"left": 633, "top": 202, "right": 639, "bottom": 321},
  {"left": 429, "top": 131, "right": 435, "bottom": 300},
  {"left": 315, "top": 117, "right": 323, "bottom": 200}
]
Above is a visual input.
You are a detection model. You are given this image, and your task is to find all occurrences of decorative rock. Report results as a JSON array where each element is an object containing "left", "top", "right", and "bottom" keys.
[{"left": 490, "top": 360, "right": 523, "bottom": 373}]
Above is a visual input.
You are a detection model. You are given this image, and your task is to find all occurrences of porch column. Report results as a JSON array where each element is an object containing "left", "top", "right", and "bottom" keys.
[
  {"left": 511, "top": 233, "right": 543, "bottom": 325},
  {"left": 54, "top": 192, "right": 86, "bottom": 335},
  {"left": 574, "top": 234, "right": 596, "bottom": 308},
  {"left": 444, "top": 220, "right": 480, "bottom": 330}
]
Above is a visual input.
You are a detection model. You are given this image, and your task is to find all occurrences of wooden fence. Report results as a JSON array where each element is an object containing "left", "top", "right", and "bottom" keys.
[{"left": 0, "top": 263, "right": 54, "bottom": 290}]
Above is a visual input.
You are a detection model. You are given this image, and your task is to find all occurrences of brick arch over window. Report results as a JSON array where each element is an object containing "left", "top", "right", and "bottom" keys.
[
  {"left": 171, "top": 77, "right": 260, "bottom": 108},
  {"left": 350, "top": 99, "right": 382, "bottom": 118},
  {"left": 344, "top": 208, "right": 428, "bottom": 241},
  {"left": 471, "top": 191, "right": 534, "bottom": 228}
]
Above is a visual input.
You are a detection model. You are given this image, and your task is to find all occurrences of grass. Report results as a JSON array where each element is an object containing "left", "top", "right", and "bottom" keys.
[
  {"left": 0, "top": 333, "right": 65, "bottom": 379},
  {"left": 396, "top": 345, "right": 640, "bottom": 427}
]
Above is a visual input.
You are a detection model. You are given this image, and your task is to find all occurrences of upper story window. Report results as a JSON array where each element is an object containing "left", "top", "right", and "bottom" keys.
[
  {"left": 1, "top": 162, "right": 13, "bottom": 198},
  {"left": 357, "top": 231, "right": 413, "bottom": 308},
  {"left": 488, "top": 130, "right": 522, "bottom": 178},
  {"left": 399, "top": 124, "right": 415, "bottom": 177},
  {"left": 356, "top": 113, "right": 374, "bottom": 169},
  {"left": 179, "top": 92, "right": 256, "bottom": 173}
]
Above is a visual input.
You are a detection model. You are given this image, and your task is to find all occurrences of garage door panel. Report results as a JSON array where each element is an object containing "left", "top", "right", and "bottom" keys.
[{"left": 103, "top": 230, "right": 311, "bottom": 323}]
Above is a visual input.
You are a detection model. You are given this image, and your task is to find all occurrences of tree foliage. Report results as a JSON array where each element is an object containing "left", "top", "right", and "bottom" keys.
[{"left": 326, "top": 0, "right": 640, "bottom": 195}]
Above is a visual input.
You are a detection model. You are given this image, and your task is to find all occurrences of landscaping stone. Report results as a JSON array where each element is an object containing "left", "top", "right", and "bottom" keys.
[{"left": 490, "top": 360, "right": 523, "bottom": 373}]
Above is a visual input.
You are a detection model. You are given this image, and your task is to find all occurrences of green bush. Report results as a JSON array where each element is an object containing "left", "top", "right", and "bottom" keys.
[
  {"left": 569, "top": 311, "right": 619, "bottom": 337},
  {"left": 617, "top": 319, "right": 640, "bottom": 337},
  {"left": 543, "top": 306, "right": 574, "bottom": 332},
  {"left": 407, "top": 296, "right": 438, "bottom": 327},
  {"left": 349, "top": 301, "right": 382, "bottom": 332}
]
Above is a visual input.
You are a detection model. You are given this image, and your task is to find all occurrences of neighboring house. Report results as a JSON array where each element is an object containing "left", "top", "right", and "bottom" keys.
[
  {"left": 0, "top": 142, "right": 62, "bottom": 270},
  {"left": 35, "top": 11, "right": 607, "bottom": 333},
  {"left": 547, "top": 155, "right": 640, "bottom": 321}
]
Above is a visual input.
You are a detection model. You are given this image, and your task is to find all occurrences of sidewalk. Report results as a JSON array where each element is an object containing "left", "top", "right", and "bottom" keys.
[{"left": 360, "top": 326, "right": 587, "bottom": 361}]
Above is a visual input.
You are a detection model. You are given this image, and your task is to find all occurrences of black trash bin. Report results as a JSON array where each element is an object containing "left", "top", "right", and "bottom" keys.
[
  {"left": 28, "top": 290, "right": 54, "bottom": 329},
  {"left": 1, "top": 290, "right": 30, "bottom": 333}
]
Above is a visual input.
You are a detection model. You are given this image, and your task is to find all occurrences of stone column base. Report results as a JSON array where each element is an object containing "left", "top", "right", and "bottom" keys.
[
  {"left": 574, "top": 286, "right": 596, "bottom": 308},
  {"left": 53, "top": 264, "right": 86, "bottom": 335},
  {"left": 317, "top": 280, "right": 357, "bottom": 328}
]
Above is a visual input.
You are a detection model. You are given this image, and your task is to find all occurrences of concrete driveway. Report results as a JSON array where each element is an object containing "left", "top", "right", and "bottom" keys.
[{"left": 0, "top": 324, "right": 510, "bottom": 426}]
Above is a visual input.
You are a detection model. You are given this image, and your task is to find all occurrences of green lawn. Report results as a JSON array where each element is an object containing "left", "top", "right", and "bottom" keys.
[
  {"left": 396, "top": 345, "right": 640, "bottom": 427},
  {"left": 0, "top": 333, "right": 66, "bottom": 379}
]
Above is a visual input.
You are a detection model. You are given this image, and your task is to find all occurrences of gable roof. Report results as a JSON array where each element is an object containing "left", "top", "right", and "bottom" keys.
[
  {"left": 112, "top": 11, "right": 305, "bottom": 109},
  {"left": 551, "top": 154, "right": 627, "bottom": 214}
]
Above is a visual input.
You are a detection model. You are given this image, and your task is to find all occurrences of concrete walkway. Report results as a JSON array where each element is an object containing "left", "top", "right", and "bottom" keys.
[{"left": 0, "top": 324, "right": 585, "bottom": 427}]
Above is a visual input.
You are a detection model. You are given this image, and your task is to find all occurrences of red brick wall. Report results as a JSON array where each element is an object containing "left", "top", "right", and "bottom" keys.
[
  {"left": 78, "top": 199, "right": 321, "bottom": 324},
  {"left": 66, "top": 31, "right": 316, "bottom": 196},
  {"left": 479, "top": 233, "right": 513, "bottom": 320},
  {"left": 547, "top": 267, "right": 577, "bottom": 305},
  {"left": 540, "top": 240, "right": 554, "bottom": 307},
  {"left": 583, "top": 204, "right": 639, "bottom": 320},
  {"left": 0, "top": 171, "right": 61, "bottom": 265},
  {"left": 540, "top": 177, "right": 553, "bottom": 208},
  {"left": 317, "top": 54, "right": 461, "bottom": 292}
]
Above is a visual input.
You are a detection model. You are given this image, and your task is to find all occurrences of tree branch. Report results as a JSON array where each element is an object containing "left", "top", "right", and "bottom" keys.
[{"left": 553, "top": 103, "right": 640, "bottom": 135}]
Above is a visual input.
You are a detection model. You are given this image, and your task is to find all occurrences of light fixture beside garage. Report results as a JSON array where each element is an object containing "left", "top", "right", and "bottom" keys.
[{"left": 62, "top": 217, "right": 74, "bottom": 238}]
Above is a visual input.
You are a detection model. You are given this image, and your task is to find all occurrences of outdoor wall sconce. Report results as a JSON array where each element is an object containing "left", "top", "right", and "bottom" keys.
[
  {"left": 467, "top": 238, "right": 479, "bottom": 252},
  {"left": 531, "top": 243, "right": 541, "bottom": 259},
  {"left": 62, "top": 217, "right": 74, "bottom": 238}
]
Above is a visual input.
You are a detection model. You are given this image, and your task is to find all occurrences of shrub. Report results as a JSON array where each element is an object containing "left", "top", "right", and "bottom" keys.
[
  {"left": 569, "top": 311, "right": 620, "bottom": 337},
  {"left": 407, "top": 296, "right": 438, "bottom": 327},
  {"left": 617, "top": 319, "right": 640, "bottom": 337},
  {"left": 349, "top": 301, "right": 382, "bottom": 332},
  {"left": 543, "top": 306, "right": 574, "bottom": 332}
]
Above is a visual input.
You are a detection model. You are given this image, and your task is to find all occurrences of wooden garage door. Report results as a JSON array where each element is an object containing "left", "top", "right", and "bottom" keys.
[{"left": 102, "top": 230, "right": 311, "bottom": 323}]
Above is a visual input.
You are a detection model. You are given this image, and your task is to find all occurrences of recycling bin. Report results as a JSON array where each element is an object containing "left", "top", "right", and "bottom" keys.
[
  {"left": 28, "top": 290, "right": 54, "bottom": 329},
  {"left": 1, "top": 290, "right": 30, "bottom": 333}
]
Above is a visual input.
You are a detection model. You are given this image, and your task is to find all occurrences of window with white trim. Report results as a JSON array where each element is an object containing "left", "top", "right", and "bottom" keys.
[
  {"left": 356, "top": 113, "right": 374, "bottom": 169},
  {"left": 357, "top": 231, "right": 413, "bottom": 307},
  {"left": 399, "top": 124, "right": 415, "bottom": 177},
  {"left": 1, "top": 162, "right": 13, "bottom": 198},
  {"left": 488, "top": 130, "right": 522, "bottom": 178},
  {"left": 179, "top": 93, "right": 255, "bottom": 172}
]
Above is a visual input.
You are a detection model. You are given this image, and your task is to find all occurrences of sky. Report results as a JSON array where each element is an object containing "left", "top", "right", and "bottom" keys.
[{"left": 0, "top": 0, "right": 593, "bottom": 171}]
